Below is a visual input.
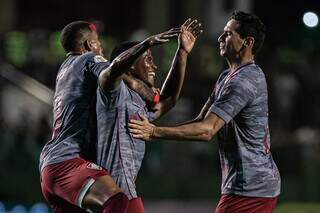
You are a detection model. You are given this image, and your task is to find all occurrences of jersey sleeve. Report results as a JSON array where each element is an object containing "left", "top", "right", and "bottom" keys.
[
  {"left": 97, "top": 80, "right": 125, "bottom": 109},
  {"left": 210, "top": 76, "right": 256, "bottom": 123},
  {"left": 87, "top": 55, "right": 110, "bottom": 78}
]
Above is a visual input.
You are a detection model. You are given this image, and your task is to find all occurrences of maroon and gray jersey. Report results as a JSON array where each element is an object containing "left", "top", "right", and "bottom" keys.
[
  {"left": 39, "top": 53, "right": 110, "bottom": 171},
  {"left": 209, "top": 62, "right": 281, "bottom": 197},
  {"left": 96, "top": 80, "right": 156, "bottom": 199}
]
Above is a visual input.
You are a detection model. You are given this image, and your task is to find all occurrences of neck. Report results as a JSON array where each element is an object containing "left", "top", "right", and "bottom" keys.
[
  {"left": 66, "top": 51, "right": 83, "bottom": 57},
  {"left": 123, "top": 75, "right": 155, "bottom": 104},
  {"left": 227, "top": 55, "right": 254, "bottom": 72}
]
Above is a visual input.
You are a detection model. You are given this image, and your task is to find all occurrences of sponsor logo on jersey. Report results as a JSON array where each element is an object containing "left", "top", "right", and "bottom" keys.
[{"left": 94, "top": 55, "right": 108, "bottom": 63}]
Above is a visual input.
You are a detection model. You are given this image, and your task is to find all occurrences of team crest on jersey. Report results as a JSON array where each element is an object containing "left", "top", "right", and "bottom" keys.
[
  {"left": 87, "top": 163, "right": 102, "bottom": 170},
  {"left": 94, "top": 55, "right": 108, "bottom": 63}
]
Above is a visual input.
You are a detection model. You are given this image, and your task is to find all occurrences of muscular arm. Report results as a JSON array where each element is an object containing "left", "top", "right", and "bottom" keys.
[
  {"left": 154, "top": 48, "right": 188, "bottom": 117},
  {"left": 129, "top": 112, "right": 225, "bottom": 142},
  {"left": 99, "top": 40, "right": 151, "bottom": 91},
  {"left": 99, "top": 28, "right": 181, "bottom": 91},
  {"left": 154, "top": 19, "right": 202, "bottom": 119}
]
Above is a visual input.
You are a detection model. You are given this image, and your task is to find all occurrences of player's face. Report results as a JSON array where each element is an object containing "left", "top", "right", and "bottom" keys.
[
  {"left": 218, "top": 19, "right": 244, "bottom": 59},
  {"left": 89, "top": 31, "right": 104, "bottom": 56},
  {"left": 133, "top": 49, "right": 157, "bottom": 87}
]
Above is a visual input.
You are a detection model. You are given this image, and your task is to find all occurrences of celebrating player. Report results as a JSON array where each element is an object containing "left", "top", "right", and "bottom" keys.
[
  {"left": 129, "top": 11, "right": 281, "bottom": 213},
  {"left": 96, "top": 19, "right": 202, "bottom": 212}
]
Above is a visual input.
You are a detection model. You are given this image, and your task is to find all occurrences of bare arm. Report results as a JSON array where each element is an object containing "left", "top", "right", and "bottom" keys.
[
  {"left": 129, "top": 112, "right": 225, "bottom": 142},
  {"left": 153, "top": 19, "right": 203, "bottom": 118},
  {"left": 99, "top": 28, "right": 181, "bottom": 91}
]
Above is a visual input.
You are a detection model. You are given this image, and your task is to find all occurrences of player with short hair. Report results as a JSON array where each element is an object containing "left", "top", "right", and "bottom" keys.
[
  {"left": 96, "top": 19, "right": 202, "bottom": 212},
  {"left": 129, "top": 11, "right": 281, "bottom": 213},
  {"left": 39, "top": 21, "right": 171, "bottom": 213}
]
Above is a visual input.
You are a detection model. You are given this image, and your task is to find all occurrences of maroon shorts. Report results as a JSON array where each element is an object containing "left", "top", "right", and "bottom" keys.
[
  {"left": 128, "top": 197, "right": 145, "bottom": 213},
  {"left": 40, "top": 157, "right": 108, "bottom": 212},
  {"left": 215, "top": 194, "right": 278, "bottom": 213}
]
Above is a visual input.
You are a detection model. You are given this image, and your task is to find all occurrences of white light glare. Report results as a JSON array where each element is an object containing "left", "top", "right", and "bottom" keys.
[{"left": 303, "top": 12, "right": 318, "bottom": 28}]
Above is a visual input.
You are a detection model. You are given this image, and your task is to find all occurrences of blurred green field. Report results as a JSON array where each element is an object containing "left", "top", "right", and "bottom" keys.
[{"left": 275, "top": 203, "right": 320, "bottom": 213}]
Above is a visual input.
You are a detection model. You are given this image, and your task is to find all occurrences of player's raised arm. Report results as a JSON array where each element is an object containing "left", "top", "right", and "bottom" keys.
[
  {"left": 153, "top": 18, "right": 203, "bottom": 119},
  {"left": 99, "top": 28, "right": 181, "bottom": 91}
]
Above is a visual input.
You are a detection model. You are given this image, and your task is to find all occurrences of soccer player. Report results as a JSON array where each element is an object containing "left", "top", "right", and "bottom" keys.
[
  {"left": 96, "top": 19, "right": 202, "bottom": 212},
  {"left": 129, "top": 11, "right": 281, "bottom": 213},
  {"left": 39, "top": 21, "right": 175, "bottom": 213}
]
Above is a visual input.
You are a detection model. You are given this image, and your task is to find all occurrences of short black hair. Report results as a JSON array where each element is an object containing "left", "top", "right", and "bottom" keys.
[
  {"left": 110, "top": 41, "right": 140, "bottom": 61},
  {"left": 230, "top": 11, "right": 266, "bottom": 55},
  {"left": 60, "top": 21, "right": 94, "bottom": 53}
]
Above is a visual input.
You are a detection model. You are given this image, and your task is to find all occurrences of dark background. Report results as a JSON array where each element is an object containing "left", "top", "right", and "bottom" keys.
[{"left": 0, "top": 0, "right": 319, "bottom": 212}]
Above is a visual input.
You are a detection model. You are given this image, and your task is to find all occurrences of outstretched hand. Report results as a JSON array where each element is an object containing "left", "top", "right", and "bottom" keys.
[
  {"left": 129, "top": 114, "right": 155, "bottom": 141},
  {"left": 146, "top": 28, "right": 181, "bottom": 47},
  {"left": 179, "top": 18, "right": 203, "bottom": 53}
]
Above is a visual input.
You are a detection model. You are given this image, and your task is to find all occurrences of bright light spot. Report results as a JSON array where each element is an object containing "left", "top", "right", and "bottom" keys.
[{"left": 303, "top": 12, "right": 318, "bottom": 28}]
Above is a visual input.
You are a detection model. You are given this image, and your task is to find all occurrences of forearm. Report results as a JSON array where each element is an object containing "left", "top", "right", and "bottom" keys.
[
  {"left": 108, "top": 40, "right": 150, "bottom": 79},
  {"left": 152, "top": 121, "right": 213, "bottom": 142},
  {"left": 99, "top": 40, "right": 150, "bottom": 89},
  {"left": 152, "top": 112, "right": 225, "bottom": 142},
  {"left": 160, "top": 48, "right": 188, "bottom": 103}
]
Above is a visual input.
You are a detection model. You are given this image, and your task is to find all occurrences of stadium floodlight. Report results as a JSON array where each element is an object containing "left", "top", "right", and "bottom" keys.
[{"left": 303, "top": 11, "right": 318, "bottom": 28}]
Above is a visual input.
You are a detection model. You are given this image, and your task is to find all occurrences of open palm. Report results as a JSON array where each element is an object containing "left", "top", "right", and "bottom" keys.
[{"left": 179, "top": 18, "right": 203, "bottom": 53}]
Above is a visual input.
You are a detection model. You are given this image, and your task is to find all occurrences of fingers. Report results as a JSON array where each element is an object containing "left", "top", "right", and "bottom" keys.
[
  {"left": 187, "top": 19, "right": 198, "bottom": 31},
  {"left": 130, "top": 132, "right": 144, "bottom": 139},
  {"left": 168, "top": 27, "right": 182, "bottom": 33},
  {"left": 192, "top": 24, "right": 203, "bottom": 37},
  {"left": 162, "top": 28, "right": 181, "bottom": 38},
  {"left": 128, "top": 123, "right": 147, "bottom": 139},
  {"left": 182, "top": 18, "right": 192, "bottom": 28},
  {"left": 189, "top": 22, "right": 203, "bottom": 38},
  {"left": 128, "top": 128, "right": 142, "bottom": 134},
  {"left": 181, "top": 18, "right": 204, "bottom": 38},
  {"left": 129, "top": 119, "right": 144, "bottom": 125},
  {"left": 128, "top": 122, "right": 142, "bottom": 129},
  {"left": 128, "top": 127, "right": 148, "bottom": 140},
  {"left": 156, "top": 28, "right": 180, "bottom": 42}
]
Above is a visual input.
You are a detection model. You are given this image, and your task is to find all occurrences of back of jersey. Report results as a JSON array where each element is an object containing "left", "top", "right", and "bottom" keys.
[{"left": 39, "top": 52, "right": 109, "bottom": 171}]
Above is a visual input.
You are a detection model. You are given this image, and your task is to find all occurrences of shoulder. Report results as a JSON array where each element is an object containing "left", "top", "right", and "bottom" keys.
[
  {"left": 80, "top": 52, "right": 109, "bottom": 64},
  {"left": 231, "top": 64, "right": 264, "bottom": 85},
  {"left": 241, "top": 64, "right": 264, "bottom": 79},
  {"left": 226, "top": 65, "right": 262, "bottom": 94}
]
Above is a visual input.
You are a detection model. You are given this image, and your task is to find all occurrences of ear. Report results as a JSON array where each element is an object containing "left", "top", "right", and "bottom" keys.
[
  {"left": 245, "top": 37, "right": 255, "bottom": 48},
  {"left": 83, "top": 40, "right": 92, "bottom": 52}
]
